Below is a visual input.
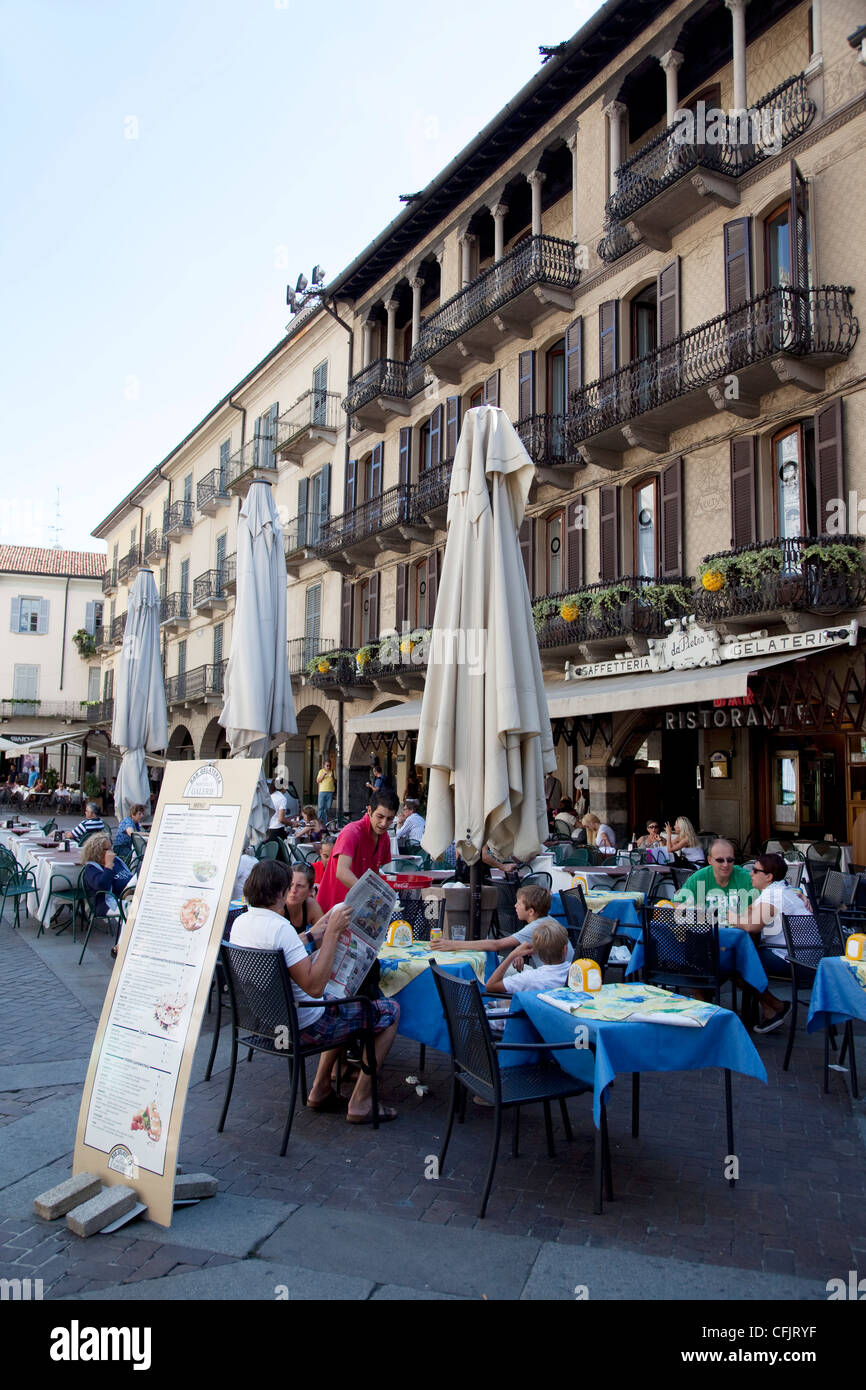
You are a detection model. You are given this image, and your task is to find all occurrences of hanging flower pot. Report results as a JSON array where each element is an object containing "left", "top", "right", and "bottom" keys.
[
  {"left": 701, "top": 569, "right": 725, "bottom": 592},
  {"left": 559, "top": 601, "right": 580, "bottom": 623},
  {"left": 316, "top": 659, "right": 331, "bottom": 674},
  {"left": 400, "top": 638, "right": 415, "bottom": 656}
]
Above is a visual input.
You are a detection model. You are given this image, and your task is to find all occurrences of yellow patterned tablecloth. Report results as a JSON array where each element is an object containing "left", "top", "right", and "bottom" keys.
[{"left": 377, "top": 944, "right": 487, "bottom": 997}]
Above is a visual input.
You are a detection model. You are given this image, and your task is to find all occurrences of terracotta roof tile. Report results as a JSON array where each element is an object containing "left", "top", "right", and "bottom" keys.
[{"left": 0, "top": 546, "right": 106, "bottom": 579}]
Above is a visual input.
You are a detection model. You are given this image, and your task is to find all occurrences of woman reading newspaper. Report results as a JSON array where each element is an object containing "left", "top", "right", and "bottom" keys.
[{"left": 231, "top": 860, "right": 400, "bottom": 1124}]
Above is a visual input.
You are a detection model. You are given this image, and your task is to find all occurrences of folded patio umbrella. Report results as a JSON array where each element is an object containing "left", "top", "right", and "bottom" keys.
[
  {"left": 416, "top": 405, "right": 555, "bottom": 867},
  {"left": 112, "top": 569, "right": 168, "bottom": 819},
  {"left": 219, "top": 480, "right": 297, "bottom": 844}
]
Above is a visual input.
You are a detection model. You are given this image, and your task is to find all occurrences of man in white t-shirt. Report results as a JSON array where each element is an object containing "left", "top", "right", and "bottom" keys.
[
  {"left": 268, "top": 782, "right": 289, "bottom": 833},
  {"left": 485, "top": 920, "right": 570, "bottom": 996},
  {"left": 729, "top": 852, "right": 809, "bottom": 1034},
  {"left": 229, "top": 859, "right": 400, "bottom": 1123}
]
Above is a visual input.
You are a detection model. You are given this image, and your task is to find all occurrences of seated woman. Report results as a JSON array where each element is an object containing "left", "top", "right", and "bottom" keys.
[
  {"left": 553, "top": 797, "right": 578, "bottom": 835},
  {"left": 663, "top": 816, "right": 705, "bottom": 864},
  {"left": 284, "top": 862, "right": 324, "bottom": 943},
  {"left": 728, "top": 852, "right": 807, "bottom": 1033},
  {"left": 582, "top": 812, "right": 616, "bottom": 854},
  {"left": 295, "top": 805, "right": 324, "bottom": 843},
  {"left": 80, "top": 833, "right": 133, "bottom": 953},
  {"left": 113, "top": 803, "right": 146, "bottom": 855}
]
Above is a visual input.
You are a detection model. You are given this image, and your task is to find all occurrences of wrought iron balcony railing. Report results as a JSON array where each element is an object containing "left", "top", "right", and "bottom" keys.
[
  {"left": 164, "top": 500, "right": 194, "bottom": 534},
  {"left": 144, "top": 528, "right": 166, "bottom": 560},
  {"left": 288, "top": 636, "right": 337, "bottom": 675},
  {"left": 694, "top": 536, "right": 866, "bottom": 622},
  {"left": 411, "top": 459, "right": 453, "bottom": 522},
  {"left": 604, "top": 71, "right": 815, "bottom": 232},
  {"left": 85, "top": 700, "right": 113, "bottom": 726},
  {"left": 534, "top": 578, "right": 693, "bottom": 647},
  {"left": 165, "top": 662, "right": 226, "bottom": 705},
  {"left": 343, "top": 358, "right": 427, "bottom": 417},
  {"left": 102, "top": 567, "right": 117, "bottom": 594},
  {"left": 94, "top": 624, "right": 106, "bottom": 650},
  {"left": 314, "top": 483, "right": 412, "bottom": 556},
  {"left": 277, "top": 389, "right": 342, "bottom": 445},
  {"left": 109, "top": 614, "right": 126, "bottom": 645},
  {"left": 227, "top": 432, "right": 277, "bottom": 486},
  {"left": 222, "top": 553, "right": 237, "bottom": 592},
  {"left": 160, "top": 592, "right": 190, "bottom": 625},
  {"left": 193, "top": 569, "right": 226, "bottom": 607},
  {"left": 516, "top": 414, "right": 571, "bottom": 470},
  {"left": 197, "top": 469, "right": 230, "bottom": 511},
  {"left": 117, "top": 547, "right": 140, "bottom": 583},
  {"left": 567, "top": 286, "right": 858, "bottom": 445},
  {"left": 414, "top": 235, "right": 581, "bottom": 362},
  {"left": 308, "top": 651, "right": 376, "bottom": 692}
]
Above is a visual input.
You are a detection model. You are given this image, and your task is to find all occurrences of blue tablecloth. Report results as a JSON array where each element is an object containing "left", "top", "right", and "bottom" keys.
[
  {"left": 551, "top": 891, "right": 643, "bottom": 931},
  {"left": 502, "top": 992, "right": 766, "bottom": 1126},
  {"left": 807, "top": 956, "right": 866, "bottom": 1033},
  {"left": 627, "top": 927, "right": 768, "bottom": 993},
  {"left": 390, "top": 954, "right": 495, "bottom": 1052}
]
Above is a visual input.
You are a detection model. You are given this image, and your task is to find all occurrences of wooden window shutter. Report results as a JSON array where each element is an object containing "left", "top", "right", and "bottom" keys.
[
  {"left": 344, "top": 457, "right": 357, "bottom": 513},
  {"left": 789, "top": 159, "right": 809, "bottom": 294},
  {"left": 598, "top": 302, "right": 619, "bottom": 378},
  {"left": 9, "top": 598, "right": 20, "bottom": 632},
  {"left": 599, "top": 486, "right": 620, "bottom": 582},
  {"left": 370, "top": 442, "right": 383, "bottom": 498},
  {"left": 729, "top": 437, "right": 758, "bottom": 547},
  {"left": 368, "top": 570, "right": 380, "bottom": 641},
  {"left": 395, "top": 563, "right": 408, "bottom": 633},
  {"left": 340, "top": 580, "right": 353, "bottom": 648},
  {"left": 398, "top": 427, "right": 412, "bottom": 488},
  {"left": 297, "top": 476, "right": 309, "bottom": 548},
  {"left": 723, "top": 219, "right": 752, "bottom": 312},
  {"left": 318, "top": 462, "right": 330, "bottom": 530},
  {"left": 37, "top": 599, "right": 50, "bottom": 634},
  {"left": 426, "top": 549, "right": 440, "bottom": 625},
  {"left": 566, "top": 496, "right": 585, "bottom": 589},
  {"left": 518, "top": 350, "right": 536, "bottom": 420},
  {"left": 219, "top": 438, "right": 230, "bottom": 483},
  {"left": 429, "top": 407, "right": 443, "bottom": 467},
  {"left": 445, "top": 396, "right": 461, "bottom": 456},
  {"left": 519, "top": 517, "right": 534, "bottom": 597},
  {"left": 483, "top": 371, "right": 499, "bottom": 407},
  {"left": 565, "top": 318, "right": 583, "bottom": 403},
  {"left": 659, "top": 457, "right": 683, "bottom": 579},
  {"left": 657, "top": 259, "right": 680, "bottom": 347},
  {"left": 815, "top": 399, "right": 844, "bottom": 531}
]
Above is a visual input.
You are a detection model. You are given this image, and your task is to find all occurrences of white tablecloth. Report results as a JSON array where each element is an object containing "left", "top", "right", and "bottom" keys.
[{"left": 1, "top": 830, "right": 83, "bottom": 918}]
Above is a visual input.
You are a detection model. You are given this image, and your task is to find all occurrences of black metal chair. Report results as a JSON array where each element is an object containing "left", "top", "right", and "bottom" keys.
[
  {"left": 430, "top": 965, "right": 610, "bottom": 1217},
  {"left": 817, "top": 870, "right": 858, "bottom": 911},
  {"left": 784, "top": 861, "right": 805, "bottom": 890},
  {"left": 518, "top": 871, "right": 553, "bottom": 892},
  {"left": 642, "top": 906, "right": 722, "bottom": 1004},
  {"left": 559, "top": 885, "right": 588, "bottom": 948},
  {"left": 779, "top": 912, "right": 845, "bottom": 1073},
  {"left": 493, "top": 880, "right": 521, "bottom": 939},
  {"left": 805, "top": 844, "right": 841, "bottom": 906},
  {"left": 0, "top": 857, "right": 38, "bottom": 928},
  {"left": 575, "top": 910, "right": 618, "bottom": 974},
  {"left": 218, "top": 941, "right": 380, "bottom": 1153},
  {"left": 37, "top": 863, "right": 89, "bottom": 939}
]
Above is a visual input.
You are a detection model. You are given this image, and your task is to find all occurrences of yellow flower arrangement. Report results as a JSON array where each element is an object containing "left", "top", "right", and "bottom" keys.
[
  {"left": 701, "top": 570, "right": 724, "bottom": 592},
  {"left": 559, "top": 601, "right": 580, "bottom": 623}
]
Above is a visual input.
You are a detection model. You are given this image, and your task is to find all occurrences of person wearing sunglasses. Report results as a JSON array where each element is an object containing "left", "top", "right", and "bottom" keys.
[
  {"left": 727, "top": 852, "right": 806, "bottom": 1033},
  {"left": 674, "top": 838, "right": 752, "bottom": 916},
  {"left": 636, "top": 820, "right": 663, "bottom": 848}
]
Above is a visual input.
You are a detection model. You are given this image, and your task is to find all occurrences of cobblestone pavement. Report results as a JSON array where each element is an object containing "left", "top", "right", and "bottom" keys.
[{"left": 1, "top": 891, "right": 864, "bottom": 1300}]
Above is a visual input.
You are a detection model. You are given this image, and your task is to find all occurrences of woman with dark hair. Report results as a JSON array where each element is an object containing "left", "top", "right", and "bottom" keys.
[
  {"left": 284, "top": 863, "right": 323, "bottom": 942},
  {"left": 729, "top": 852, "right": 808, "bottom": 1034}
]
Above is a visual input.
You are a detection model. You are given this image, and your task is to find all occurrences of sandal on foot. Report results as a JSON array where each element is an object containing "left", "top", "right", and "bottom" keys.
[
  {"left": 306, "top": 1090, "right": 349, "bottom": 1113},
  {"left": 346, "top": 1105, "right": 398, "bottom": 1125}
]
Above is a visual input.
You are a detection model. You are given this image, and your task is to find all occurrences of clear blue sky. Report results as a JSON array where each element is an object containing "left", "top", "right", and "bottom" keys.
[{"left": 1, "top": 0, "right": 597, "bottom": 552}]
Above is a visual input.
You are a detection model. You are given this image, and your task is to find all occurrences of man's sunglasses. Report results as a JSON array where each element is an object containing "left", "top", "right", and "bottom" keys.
[{"left": 712, "top": 856, "right": 735, "bottom": 864}]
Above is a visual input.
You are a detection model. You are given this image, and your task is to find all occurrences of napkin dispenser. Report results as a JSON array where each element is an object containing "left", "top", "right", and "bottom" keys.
[
  {"left": 385, "top": 920, "right": 413, "bottom": 947},
  {"left": 845, "top": 934, "right": 866, "bottom": 963},
  {"left": 568, "top": 959, "right": 602, "bottom": 992}
]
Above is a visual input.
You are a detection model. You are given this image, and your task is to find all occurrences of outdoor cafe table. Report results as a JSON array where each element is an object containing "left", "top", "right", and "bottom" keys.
[
  {"left": 626, "top": 925, "right": 769, "bottom": 994},
  {"left": 378, "top": 944, "right": 493, "bottom": 1052},
  {"left": 807, "top": 956, "right": 865, "bottom": 1097},
  {"left": 501, "top": 990, "right": 767, "bottom": 1128},
  {"left": 551, "top": 889, "right": 644, "bottom": 932},
  {"left": 1, "top": 831, "right": 82, "bottom": 918}
]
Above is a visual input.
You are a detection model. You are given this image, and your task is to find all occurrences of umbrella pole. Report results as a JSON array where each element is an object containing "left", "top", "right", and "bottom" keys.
[{"left": 469, "top": 859, "right": 481, "bottom": 941}]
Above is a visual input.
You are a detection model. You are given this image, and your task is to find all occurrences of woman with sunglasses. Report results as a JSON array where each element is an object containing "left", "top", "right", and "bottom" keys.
[{"left": 728, "top": 852, "right": 807, "bottom": 1033}]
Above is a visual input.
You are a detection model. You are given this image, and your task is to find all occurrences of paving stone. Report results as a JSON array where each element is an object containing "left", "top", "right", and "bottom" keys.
[
  {"left": 74, "top": 1260, "right": 375, "bottom": 1301},
  {"left": 132, "top": 1194, "right": 299, "bottom": 1257},
  {"left": 173, "top": 1172, "right": 219, "bottom": 1200},
  {"left": 521, "top": 1243, "right": 828, "bottom": 1301},
  {"left": 66, "top": 1187, "right": 137, "bottom": 1238},
  {"left": 33, "top": 1172, "right": 101, "bottom": 1221}
]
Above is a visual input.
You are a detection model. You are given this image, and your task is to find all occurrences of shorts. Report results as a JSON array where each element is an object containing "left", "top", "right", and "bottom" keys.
[{"left": 298, "top": 997, "right": 399, "bottom": 1048}]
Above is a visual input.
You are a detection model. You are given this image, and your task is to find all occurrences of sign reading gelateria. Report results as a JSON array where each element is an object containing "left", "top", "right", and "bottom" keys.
[{"left": 564, "top": 618, "right": 859, "bottom": 682}]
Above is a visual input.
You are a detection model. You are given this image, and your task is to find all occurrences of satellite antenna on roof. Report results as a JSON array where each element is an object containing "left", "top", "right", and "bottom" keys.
[{"left": 47, "top": 488, "right": 63, "bottom": 549}]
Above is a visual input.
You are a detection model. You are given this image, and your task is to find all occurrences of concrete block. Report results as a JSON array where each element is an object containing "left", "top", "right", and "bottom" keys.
[
  {"left": 173, "top": 1173, "right": 218, "bottom": 1200},
  {"left": 66, "top": 1186, "right": 137, "bottom": 1238},
  {"left": 33, "top": 1172, "right": 102, "bottom": 1221}
]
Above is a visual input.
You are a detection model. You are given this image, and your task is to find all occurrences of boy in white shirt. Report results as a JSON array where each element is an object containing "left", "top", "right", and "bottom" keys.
[
  {"left": 485, "top": 920, "right": 570, "bottom": 996},
  {"left": 434, "top": 883, "right": 574, "bottom": 967}
]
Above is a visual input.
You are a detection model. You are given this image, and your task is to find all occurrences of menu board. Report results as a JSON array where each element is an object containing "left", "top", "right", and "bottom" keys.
[{"left": 73, "top": 759, "right": 258, "bottom": 1226}]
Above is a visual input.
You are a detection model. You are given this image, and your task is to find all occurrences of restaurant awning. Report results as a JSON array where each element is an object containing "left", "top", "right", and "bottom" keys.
[
  {"left": 345, "top": 652, "right": 799, "bottom": 735},
  {"left": 0, "top": 728, "right": 90, "bottom": 755}
]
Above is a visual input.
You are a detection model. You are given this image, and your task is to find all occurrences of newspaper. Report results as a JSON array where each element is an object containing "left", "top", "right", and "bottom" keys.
[{"left": 322, "top": 869, "right": 398, "bottom": 1000}]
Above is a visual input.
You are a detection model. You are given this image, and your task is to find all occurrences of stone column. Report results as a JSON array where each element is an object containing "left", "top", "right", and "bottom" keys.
[
  {"left": 602, "top": 101, "right": 627, "bottom": 198},
  {"left": 726, "top": 0, "right": 749, "bottom": 111},
  {"left": 384, "top": 298, "right": 399, "bottom": 361},
  {"left": 809, "top": 0, "right": 823, "bottom": 64},
  {"left": 409, "top": 277, "right": 423, "bottom": 348},
  {"left": 458, "top": 234, "right": 476, "bottom": 289},
  {"left": 566, "top": 128, "right": 579, "bottom": 239},
  {"left": 527, "top": 169, "right": 546, "bottom": 237},
  {"left": 659, "top": 49, "right": 684, "bottom": 128},
  {"left": 491, "top": 204, "right": 508, "bottom": 262}
]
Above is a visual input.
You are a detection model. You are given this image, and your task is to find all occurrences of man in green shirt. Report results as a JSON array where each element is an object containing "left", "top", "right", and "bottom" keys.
[{"left": 675, "top": 839, "right": 754, "bottom": 917}]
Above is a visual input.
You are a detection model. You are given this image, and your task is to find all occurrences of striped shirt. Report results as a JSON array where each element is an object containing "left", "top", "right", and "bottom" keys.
[{"left": 73, "top": 817, "right": 105, "bottom": 846}]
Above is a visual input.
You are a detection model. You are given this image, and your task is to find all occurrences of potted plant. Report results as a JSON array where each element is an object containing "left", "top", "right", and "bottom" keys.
[
  {"left": 801, "top": 541, "right": 865, "bottom": 607},
  {"left": 84, "top": 772, "right": 102, "bottom": 810},
  {"left": 72, "top": 628, "right": 98, "bottom": 659},
  {"left": 531, "top": 598, "right": 560, "bottom": 636},
  {"left": 355, "top": 644, "right": 375, "bottom": 672}
]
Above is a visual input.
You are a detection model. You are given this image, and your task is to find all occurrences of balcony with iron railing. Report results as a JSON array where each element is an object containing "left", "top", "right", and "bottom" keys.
[
  {"left": 102, "top": 566, "right": 118, "bottom": 595},
  {"left": 193, "top": 569, "right": 228, "bottom": 612},
  {"left": 165, "top": 662, "right": 226, "bottom": 706},
  {"left": 694, "top": 536, "right": 866, "bottom": 631},
  {"left": 598, "top": 72, "right": 816, "bottom": 262},
  {"left": 222, "top": 553, "right": 237, "bottom": 595},
  {"left": 283, "top": 513, "right": 324, "bottom": 577},
  {"left": 567, "top": 286, "right": 859, "bottom": 466},
  {"left": 197, "top": 469, "right": 231, "bottom": 514},
  {"left": 117, "top": 547, "right": 141, "bottom": 583},
  {"left": 288, "top": 635, "right": 337, "bottom": 676},
  {"left": 276, "top": 389, "right": 342, "bottom": 461},
  {"left": 108, "top": 614, "right": 126, "bottom": 647},
  {"left": 312, "top": 483, "right": 413, "bottom": 567},
  {"left": 93, "top": 624, "right": 107, "bottom": 651},
  {"left": 0, "top": 699, "right": 92, "bottom": 722},
  {"left": 533, "top": 577, "right": 694, "bottom": 664},
  {"left": 307, "top": 649, "right": 377, "bottom": 702},
  {"left": 409, "top": 459, "right": 453, "bottom": 531},
  {"left": 84, "top": 698, "right": 114, "bottom": 726},
  {"left": 226, "top": 434, "right": 278, "bottom": 496},
  {"left": 413, "top": 235, "right": 581, "bottom": 379},
  {"left": 342, "top": 358, "right": 427, "bottom": 430},
  {"left": 516, "top": 415, "right": 584, "bottom": 496},
  {"left": 164, "top": 500, "right": 194, "bottom": 539},
  {"left": 144, "top": 527, "right": 166, "bottom": 561},
  {"left": 159, "top": 592, "right": 191, "bottom": 629}
]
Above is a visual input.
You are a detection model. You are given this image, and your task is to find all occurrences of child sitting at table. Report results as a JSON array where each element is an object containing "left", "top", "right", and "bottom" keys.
[
  {"left": 485, "top": 920, "right": 570, "bottom": 996},
  {"left": 434, "top": 883, "right": 574, "bottom": 968}
]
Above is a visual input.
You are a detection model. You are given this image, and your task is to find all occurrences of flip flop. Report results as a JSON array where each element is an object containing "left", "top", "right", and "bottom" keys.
[
  {"left": 346, "top": 1105, "right": 398, "bottom": 1125},
  {"left": 306, "top": 1090, "right": 349, "bottom": 1113}
]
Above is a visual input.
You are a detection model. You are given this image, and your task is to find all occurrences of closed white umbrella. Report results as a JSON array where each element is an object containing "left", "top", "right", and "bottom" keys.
[
  {"left": 219, "top": 480, "right": 297, "bottom": 843},
  {"left": 112, "top": 569, "right": 168, "bottom": 819},
  {"left": 417, "top": 406, "right": 555, "bottom": 869}
]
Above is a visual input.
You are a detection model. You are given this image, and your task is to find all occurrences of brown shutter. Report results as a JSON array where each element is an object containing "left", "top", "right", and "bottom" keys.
[
  {"left": 599, "top": 486, "right": 619, "bottom": 582},
  {"left": 565, "top": 318, "right": 583, "bottom": 402},
  {"left": 730, "top": 437, "right": 758, "bottom": 547},
  {"left": 518, "top": 350, "right": 536, "bottom": 420},
  {"left": 344, "top": 457, "right": 357, "bottom": 513},
  {"left": 815, "top": 399, "right": 844, "bottom": 533},
  {"left": 445, "top": 396, "right": 460, "bottom": 457},
  {"left": 483, "top": 371, "right": 499, "bottom": 406},
  {"left": 723, "top": 219, "right": 752, "bottom": 311},
  {"left": 566, "top": 495, "right": 585, "bottom": 589},
  {"left": 426, "top": 549, "right": 440, "bottom": 625},
  {"left": 429, "top": 406, "right": 443, "bottom": 466},
  {"left": 398, "top": 427, "right": 412, "bottom": 488},
  {"left": 519, "top": 517, "right": 534, "bottom": 596},
  {"left": 369, "top": 442, "right": 383, "bottom": 498},
  {"left": 598, "top": 301, "right": 618, "bottom": 378},
  {"left": 395, "top": 563, "right": 408, "bottom": 633},
  {"left": 340, "top": 579, "right": 353, "bottom": 647},
  {"left": 789, "top": 160, "right": 809, "bottom": 295},
  {"left": 657, "top": 260, "right": 680, "bottom": 347},
  {"left": 659, "top": 457, "right": 683, "bottom": 579},
  {"left": 368, "top": 570, "right": 380, "bottom": 642}
]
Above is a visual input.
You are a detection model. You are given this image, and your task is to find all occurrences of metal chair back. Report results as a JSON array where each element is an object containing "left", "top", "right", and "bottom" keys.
[
  {"left": 784, "top": 862, "right": 805, "bottom": 890},
  {"left": 818, "top": 869, "right": 857, "bottom": 909},
  {"left": 256, "top": 840, "right": 281, "bottom": 861},
  {"left": 493, "top": 880, "right": 521, "bottom": 938},
  {"left": 624, "top": 867, "right": 656, "bottom": 897},
  {"left": 553, "top": 816, "right": 575, "bottom": 838},
  {"left": 576, "top": 910, "right": 618, "bottom": 972},
  {"left": 519, "top": 871, "right": 552, "bottom": 892},
  {"left": 221, "top": 941, "right": 300, "bottom": 1055},
  {"left": 430, "top": 965, "right": 499, "bottom": 1094},
  {"left": 780, "top": 912, "right": 843, "bottom": 975},
  {"left": 643, "top": 906, "right": 721, "bottom": 997}
]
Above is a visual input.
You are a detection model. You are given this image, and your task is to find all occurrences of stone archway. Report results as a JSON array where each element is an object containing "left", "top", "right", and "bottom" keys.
[
  {"left": 199, "top": 716, "right": 230, "bottom": 761},
  {"left": 167, "top": 725, "right": 195, "bottom": 760}
]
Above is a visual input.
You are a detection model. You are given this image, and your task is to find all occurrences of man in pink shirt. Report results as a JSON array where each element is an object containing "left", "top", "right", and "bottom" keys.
[{"left": 316, "top": 789, "right": 400, "bottom": 912}]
